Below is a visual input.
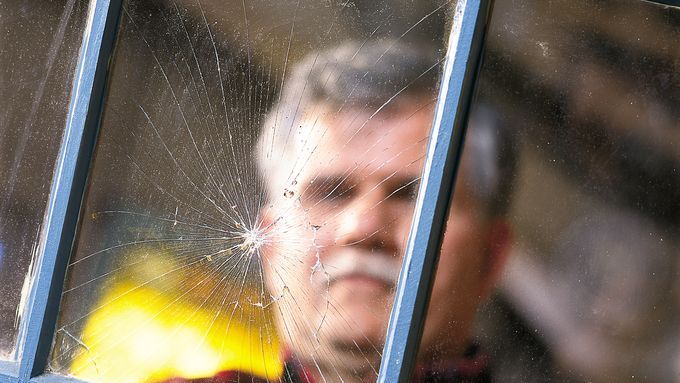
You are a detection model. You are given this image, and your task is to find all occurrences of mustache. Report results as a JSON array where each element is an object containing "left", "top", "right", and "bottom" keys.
[{"left": 313, "top": 250, "right": 403, "bottom": 288}]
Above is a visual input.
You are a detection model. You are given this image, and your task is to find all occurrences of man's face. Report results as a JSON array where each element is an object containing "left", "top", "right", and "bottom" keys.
[{"left": 261, "top": 102, "right": 501, "bottom": 374}]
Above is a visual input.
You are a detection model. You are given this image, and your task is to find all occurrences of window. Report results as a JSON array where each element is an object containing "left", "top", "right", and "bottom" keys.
[
  {"left": 0, "top": 0, "right": 677, "bottom": 382},
  {"left": 0, "top": 0, "right": 89, "bottom": 366},
  {"left": 51, "top": 1, "right": 452, "bottom": 381}
]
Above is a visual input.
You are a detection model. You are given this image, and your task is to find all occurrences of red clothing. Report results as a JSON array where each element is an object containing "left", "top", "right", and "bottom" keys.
[{"left": 161, "top": 346, "right": 490, "bottom": 383}]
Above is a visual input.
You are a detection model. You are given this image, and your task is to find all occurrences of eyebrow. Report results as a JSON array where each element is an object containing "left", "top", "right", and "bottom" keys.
[
  {"left": 304, "top": 173, "right": 358, "bottom": 201},
  {"left": 387, "top": 175, "right": 421, "bottom": 187},
  {"left": 310, "top": 174, "right": 352, "bottom": 187},
  {"left": 313, "top": 173, "right": 420, "bottom": 189}
]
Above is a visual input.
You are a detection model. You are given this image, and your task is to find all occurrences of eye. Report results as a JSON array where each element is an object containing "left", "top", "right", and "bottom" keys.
[{"left": 387, "top": 178, "right": 420, "bottom": 202}]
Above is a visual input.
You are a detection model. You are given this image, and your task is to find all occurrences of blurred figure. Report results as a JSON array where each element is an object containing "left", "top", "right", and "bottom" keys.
[{"left": 252, "top": 40, "right": 515, "bottom": 382}]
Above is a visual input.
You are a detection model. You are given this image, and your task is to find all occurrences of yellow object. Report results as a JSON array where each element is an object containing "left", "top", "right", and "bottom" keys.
[{"left": 68, "top": 281, "right": 283, "bottom": 383}]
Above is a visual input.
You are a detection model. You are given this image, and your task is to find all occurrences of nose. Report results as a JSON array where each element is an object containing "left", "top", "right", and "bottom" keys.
[{"left": 334, "top": 185, "right": 395, "bottom": 252}]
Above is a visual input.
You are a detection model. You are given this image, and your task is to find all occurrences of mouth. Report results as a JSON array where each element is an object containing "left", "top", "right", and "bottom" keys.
[{"left": 313, "top": 250, "right": 402, "bottom": 290}]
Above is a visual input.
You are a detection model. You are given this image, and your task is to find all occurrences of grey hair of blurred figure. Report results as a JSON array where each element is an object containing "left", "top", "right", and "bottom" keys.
[{"left": 256, "top": 39, "right": 516, "bottom": 217}]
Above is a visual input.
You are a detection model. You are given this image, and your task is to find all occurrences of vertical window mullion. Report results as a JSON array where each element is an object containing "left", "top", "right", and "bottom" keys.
[
  {"left": 377, "top": 0, "right": 492, "bottom": 382},
  {"left": 17, "top": 0, "right": 123, "bottom": 380}
]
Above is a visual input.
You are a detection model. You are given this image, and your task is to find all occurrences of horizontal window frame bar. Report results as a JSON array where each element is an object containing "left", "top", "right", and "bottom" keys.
[
  {"left": 0, "top": 360, "right": 18, "bottom": 383},
  {"left": 641, "top": 0, "right": 679, "bottom": 7},
  {"left": 30, "top": 374, "right": 88, "bottom": 383}
]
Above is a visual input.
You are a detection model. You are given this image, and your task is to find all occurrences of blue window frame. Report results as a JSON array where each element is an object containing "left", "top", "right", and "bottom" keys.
[
  {"left": 1, "top": 1, "right": 122, "bottom": 382},
  {"left": 0, "top": 0, "right": 677, "bottom": 382}
]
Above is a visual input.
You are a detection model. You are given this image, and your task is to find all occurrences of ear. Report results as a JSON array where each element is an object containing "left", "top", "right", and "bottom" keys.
[{"left": 479, "top": 219, "right": 512, "bottom": 300}]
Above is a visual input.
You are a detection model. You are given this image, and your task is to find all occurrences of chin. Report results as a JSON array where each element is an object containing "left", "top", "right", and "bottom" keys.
[
  {"left": 327, "top": 336, "right": 383, "bottom": 377},
  {"left": 323, "top": 308, "right": 387, "bottom": 351}
]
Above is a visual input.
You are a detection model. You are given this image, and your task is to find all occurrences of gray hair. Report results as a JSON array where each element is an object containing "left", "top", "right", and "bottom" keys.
[{"left": 256, "top": 40, "right": 515, "bottom": 217}]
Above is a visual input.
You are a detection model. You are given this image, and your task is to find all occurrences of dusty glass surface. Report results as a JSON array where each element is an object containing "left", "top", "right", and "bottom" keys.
[
  {"left": 418, "top": 0, "right": 679, "bottom": 382},
  {"left": 49, "top": 0, "right": 454, "bottom": 381},
  {"left": 0, "top": 0, "right": 89, "bottom": 361}
]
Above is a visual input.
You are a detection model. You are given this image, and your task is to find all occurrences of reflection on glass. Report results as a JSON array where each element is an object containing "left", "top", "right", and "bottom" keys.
[
  {"left": 0, "top": 0, "right": 88, "bottom": 361},
  {"left": 50, "top": 0, "right": 452, "bottom": 381},
  {"left": 421, "top": 0, "right": 679, "bottom": 382}
]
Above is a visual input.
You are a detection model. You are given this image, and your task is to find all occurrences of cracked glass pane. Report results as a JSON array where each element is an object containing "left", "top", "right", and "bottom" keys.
[
  {"left": 0, "top": 0, "right": 89, "bottom": 361},
  {"left": 49, "top": 0, "right": 453, "bottom": 381},
  {"left": 418, "top": 1, "right": 679, "bottom": 382}
]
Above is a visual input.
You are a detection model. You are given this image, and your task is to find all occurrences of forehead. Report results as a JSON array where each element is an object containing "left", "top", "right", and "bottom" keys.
[{"left": 296, "top": 104, "right": 434, "bottom": 179}]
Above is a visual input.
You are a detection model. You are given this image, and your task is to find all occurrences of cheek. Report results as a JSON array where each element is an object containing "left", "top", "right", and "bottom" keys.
[
  {"left": 432, "top": 220, "right": 488, "bottom": 299},
  {"left": 387, "top": 202, "right": 417, "bottom": 244},
  {"left": 262, "top": 213, "right": 316, "bottom": 290},
  {"left": 264, "top": 247, "right": 317, "bottom": 306},
  {"left": 394, "top": 217, "right": 414, "bottom": 249}
]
